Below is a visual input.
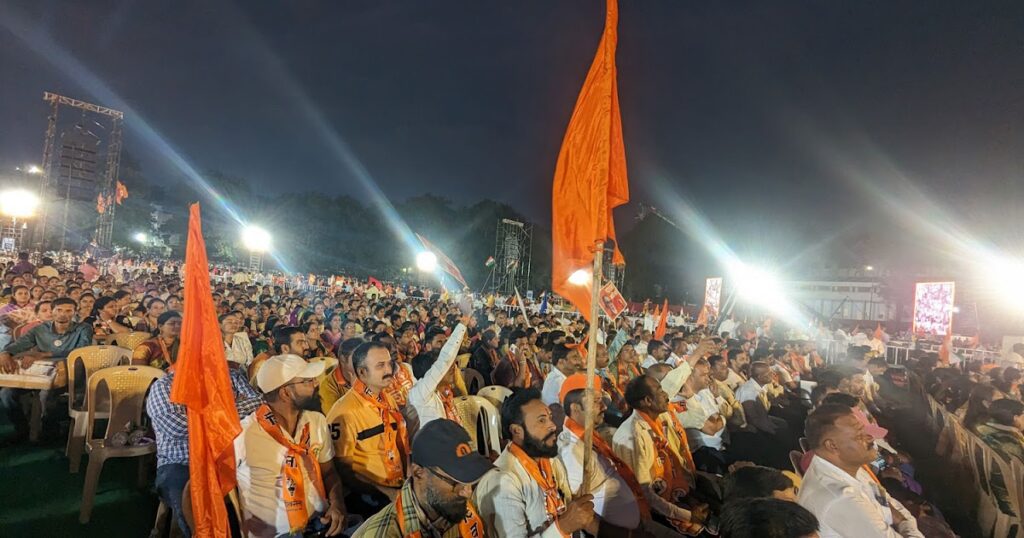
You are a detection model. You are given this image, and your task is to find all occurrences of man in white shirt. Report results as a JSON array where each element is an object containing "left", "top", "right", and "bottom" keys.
[
  {"left": 540, "top": 344, "right": 582, "bottom": 406},
  {"left": 236, "top": 355, "right": 347, "bottom": 537},
  {"left": 474, "top": 388, "right": 596, "bottom": 537},
  {"left": 641, "top": 339, "right": 671, "bottom": 370},
  {"left": 408, "top": 321, "right": 467, "bottom": 427},
  {"left": 798, "top": 404, "right": 923, "bottom": 538},
  {"left": 1003, "top": 343, "right": 1024, "bottom": 368}
]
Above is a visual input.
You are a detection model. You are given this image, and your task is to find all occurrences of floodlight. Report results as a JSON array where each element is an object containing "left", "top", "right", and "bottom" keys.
[
  {"left": 416, "top": 251, "right": 438, "bottom": 272},
  {"left": 0, "top": 189, "right": 41, "bottom": 219},
  {"left": 133, "top": 232, "right": 148, "bottom": 243},
  {"left": 568, "top": 269, "right": 591, "bottom": 286},
  {"left": 241, "top": 225, "right": 272, "bottom": 253}
]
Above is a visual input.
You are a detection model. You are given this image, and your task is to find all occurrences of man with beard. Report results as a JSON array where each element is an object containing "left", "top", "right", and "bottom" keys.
[
  {"left": 236, "top": 355, "right": 347, "bottom": 537},
  {"left": 328, "top": 341, "right": 410, "bottom": 513},
  {"left": 613, "top": 376, "right": 708, "bottom": 536},
  {"left": 249, "top": 326, "right": 311, "bottom": 384},
  {"left": 475, "top": 388, "right": 597, "bottom": 537},
  {"left": 354, "top": 419, "right": 494, "bottom": 537}
]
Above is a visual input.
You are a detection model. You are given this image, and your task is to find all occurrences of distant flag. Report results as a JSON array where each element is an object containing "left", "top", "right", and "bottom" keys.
[
  {"left": 96, "top": 194, "right": 106, "bottom": 214},
  {"left": 170, "top": 204, "right": 241, "bottom": 537},
  {"left": 484, "top": 256, "right": 496, "bottom": 268},
  {"left": 696, "top": 304, "right": 709, "bottom": 328},
  {"left": 938, "top": 334, "right": 952, "bottom": 365},
  {"left": 368, "top": 276, "right": 383, "bottom": 290},
  {"left": 551, "top": 0, "right": 629, "bottom": 322},
  {"left": 654, "top": 299, "right": 669, "bottom": 340},
  {"left": 115, "top": 181, "right": 129, "bottom": 204},
  {"left": 539, "top": 292, "right": 549, "bottom": 315},
  {"left": 415, "top": 233, "right": 470, "bottom": 289},
  {"left": 874, "top": 323, "right": 884, "bottom": 340}
]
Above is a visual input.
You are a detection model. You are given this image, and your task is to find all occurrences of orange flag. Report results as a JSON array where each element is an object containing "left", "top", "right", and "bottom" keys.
[
  {"left": 551, "top": 0, "right": 629, "bottom": 322},
  {"left": 938, "top": 333, "right": 952, "bottom": 366},
  {"left": 874, "top": 323, "right": 884, "bottom": 340},
  {"left": 654, "top": 299, "right": 669, "bottom": 340},
  {"left": 170, "top": 204, "right": 241, "bottom": 538},
  {"left": 696, "top": 304, "right": 709, "bottom": 328}
]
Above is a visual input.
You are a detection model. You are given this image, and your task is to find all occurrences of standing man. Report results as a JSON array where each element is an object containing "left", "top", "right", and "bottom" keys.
[
  {"left": 236, "top": 355, "right": 347, "bottom": 537},
  {"left": 641, "top": 340, "right": 671, "bottom": 370},
  {"left": 354, "top": 419, "right": 494, "bottom": 537},
  {"left": 408, "top": 321, "right": 467, "bottom": 427},
  {"left": 474, "top": 388, "right": 597, "bottom": 537}
]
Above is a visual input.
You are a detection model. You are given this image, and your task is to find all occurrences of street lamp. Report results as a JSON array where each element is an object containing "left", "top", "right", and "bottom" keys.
[
  {"left": 241, "top": 225, "right": 271, "bottom": 272},
  {"left": 0, "top": 189, "right": 40, "bottom": 252}
]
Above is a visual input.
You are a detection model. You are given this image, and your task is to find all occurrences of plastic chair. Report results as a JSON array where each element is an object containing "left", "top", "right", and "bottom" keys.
[
  {"left": 461, "top": 368, "right": 485, "bottom": 395},
  {"left": 798, "top": 437, "right": 809, "bottom": 453},
  {"left": 789, "top": 450, "right": 805, "bottom": 477},
  {"left": 66, "top": 345, "right": 132, "bottom": 473},
  {"left": 453, "top": 395, "right": 501, "bottom": 456},
  {"left": 79, "top": 365, "right": 165, "bottom": 523},
  {"left": 476, "top": 385, "right": 513, "bottom": 408},
  {"left": 108, "top": 331, "right": 152, "bottom": 353}
]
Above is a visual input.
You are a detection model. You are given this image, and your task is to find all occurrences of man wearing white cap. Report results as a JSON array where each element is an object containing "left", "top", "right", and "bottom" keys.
[{"left": 235, "top": 354, "right": 348, "bottom": 537}]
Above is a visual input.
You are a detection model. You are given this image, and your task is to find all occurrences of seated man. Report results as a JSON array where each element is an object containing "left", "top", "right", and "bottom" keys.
[
  {"left": 719, "top": 498, "right": 820, "bottom": 538},
  {"left": 0, "top": 297, "right": 93, "bottom": 442},
  {"left": 475, "top": 388, "right": 597, "bottom": 537},
  {"left": 613, "top": 375, "right": 707, "bottom": 536},
  {"left": 493, "top": 329, "right": 544, "bottom": 390},
  {"left": 733, "top": 361, "right": 791, "bottom": 467},
  {"left": 354, "top": 419, "right": 494, "bottom": 537},
  {"left": 671, "top": 359, "right": 731, "bottom": 475},
  {"left": 540, "top": 344, "right": 583, "bottom": 406},
  {"left": 722, "top": 465, "right": 799, "bottom": 502},
  {"left": 558, "top": 373, "right": 682, "bottom": 537},
  {"left": 798, "top": 404, "right": 923, "bottom": 538},
  {"left": 710, "top": 354, "right": 747, "bottom": 430},
  {"left": 327, "top": 341, "right": 409, "bottom": 511},
  {"left": 408, "top": 321, "right": 467, "bottom": 427},
  {"left": 236, "top": 355, "right": 347, "bottom": 537},
  {"left": 249, "top": 326, "right": 310, "bottom": 385},
  {"left": 319, "top": 337, "right": 363, "bottom": 412},
  {"left": 146, "top": 346, "right": 262, "bottom": 538}
]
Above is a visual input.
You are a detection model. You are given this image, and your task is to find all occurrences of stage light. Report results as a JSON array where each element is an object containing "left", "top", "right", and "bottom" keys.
[
  {"left": 26, "top": 165, "right": 42, "bottom": 175},
  {"left": 133, "top": 232, "right": 147, "bottom": 243},
  {"left": 416, "top": 251, "right": 438, "bottom": 272},
  {"left": 568, "top": 269, "right": 590, "bottom": 286},
  {"left": 0, "top": 189, "right": 41, "bottom": 219},
  {"left": 865, "top": 265, "right": 874, "bottom": 271},
  {"left": 983, "top": 257, "right": 1024, "bottom": 311},
  {"left": 241, "top": 225, "right": 271, "bottom": 253},
  {"left": 729, "top": 261, "right": 786, "bottom": 307}
]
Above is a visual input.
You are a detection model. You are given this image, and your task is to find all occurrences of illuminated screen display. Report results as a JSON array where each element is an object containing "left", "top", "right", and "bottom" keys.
[{"left": 913, "top": 281, "right": 955, "bottom": 336}]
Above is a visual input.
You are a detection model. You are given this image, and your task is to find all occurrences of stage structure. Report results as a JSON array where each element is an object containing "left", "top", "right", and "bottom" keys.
[
  {"left": 492, "top": 218, "right": 533, "bottom": 296},
  {"left": 36, "top": 92, "right": 124, "bottom": 250}
]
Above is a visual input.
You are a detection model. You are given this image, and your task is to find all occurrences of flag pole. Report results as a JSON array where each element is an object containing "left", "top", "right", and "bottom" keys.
[{"left": 580, "top": 239, "right": 604, "bottom": 493}]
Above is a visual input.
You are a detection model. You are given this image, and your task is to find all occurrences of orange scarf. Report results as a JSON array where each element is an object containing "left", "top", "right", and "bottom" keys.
[
  {"left": 333, "top": 365, "right": 350, "bottom": 391},
  {"left": 353, "top": 379, "right": 409, "bottom": 485},
  {"left": 394, "top": 487, "right": 485, "bottom": 538},
  {"left": 254, "top": 404, "right": 328, "bottom": 533},
  {"left": 386, "top": 363, "right": 415, "bottom": 407},
  {"left": 507, "top": 443, "right": 567, "bottom": 533},
  {"left": 564, "top": 418, "right": 650, "bottom": 519},
  {"left": 666, "top": 404, "right": 697, "bottom": 475},
  {"left": 637, "top": 411, "right": 691, "bottom": 503},
  {"left": 438, "top": 385, "right": 461, "bottom": 424}
]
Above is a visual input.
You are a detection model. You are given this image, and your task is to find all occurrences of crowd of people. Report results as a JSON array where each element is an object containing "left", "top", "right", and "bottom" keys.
[{"left": 0, "top": 249, "right": 1021, "bottom": 538}]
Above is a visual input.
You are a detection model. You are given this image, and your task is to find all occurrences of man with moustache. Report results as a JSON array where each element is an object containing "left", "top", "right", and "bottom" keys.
[
  {"left": 354, "top": 419, "right": 494, "bottom": 537},
  {"left": 328, "top": 341, "right": 410, "bottom": 513},
  {"left": 475, "top": 388, "right": 597, "bottom": 537}
]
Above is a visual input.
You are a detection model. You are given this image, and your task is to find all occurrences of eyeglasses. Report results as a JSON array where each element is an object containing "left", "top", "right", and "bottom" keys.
[{"left": 425, "top": 466, "right": 471, "bottom": 494}]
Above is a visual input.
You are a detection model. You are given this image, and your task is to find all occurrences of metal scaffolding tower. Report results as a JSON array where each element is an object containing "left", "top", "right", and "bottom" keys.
[
  {"left": 492, "top": 218, "right": 533, "bottom": 295},
  {"left": 35, "top": 92, "right": 124, "bottom": 249}
]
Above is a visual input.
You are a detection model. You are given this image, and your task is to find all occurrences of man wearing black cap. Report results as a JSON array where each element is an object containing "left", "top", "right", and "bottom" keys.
[{"left": 353, "top": 419, "right": 493, "bottom": 537}]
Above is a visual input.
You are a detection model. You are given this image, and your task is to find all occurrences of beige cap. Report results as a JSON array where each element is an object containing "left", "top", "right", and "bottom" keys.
[{"left": 256, "top": 354, "right": 328, "bottom": 393}]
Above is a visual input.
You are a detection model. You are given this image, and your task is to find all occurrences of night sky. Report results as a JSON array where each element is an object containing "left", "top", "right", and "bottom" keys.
[{"left": 2, "top": 1, "right": 1024, "bottom": 266}]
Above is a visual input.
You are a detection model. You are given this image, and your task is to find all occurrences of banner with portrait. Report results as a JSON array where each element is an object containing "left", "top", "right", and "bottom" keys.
[{"left": 913, "top": 281, "right": 955, "bottom": 336}]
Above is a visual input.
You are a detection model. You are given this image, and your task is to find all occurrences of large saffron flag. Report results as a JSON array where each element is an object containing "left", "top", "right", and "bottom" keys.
[
  {"left": 654, "top": 299, "right": 669, "bottom": 340},
  {"left": 170, "top": 204, "right": 242, "bottom": 538},
  {"left": 551, "top": 0, "right": 629, "bottom": 322},
  {"left": 415, "top": 233, "right": 470, "bottom": 289}
]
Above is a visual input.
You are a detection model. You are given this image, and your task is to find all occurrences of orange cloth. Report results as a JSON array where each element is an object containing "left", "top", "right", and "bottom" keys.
[
  {"left": 551, "top": 0, "right": 629, "bottom": 322},
  {"left": 558, "top": 373, "right": 603, "bottom": 404},
  {"left": 353, "top": 379, "right": 409, "bottom": 484},
  {"left": 564, "top": 418, "right": 650, "bottom": 518},
  {"left": 254, "top": 404, "right": 327, "bottom": 533},
  {"left": 654, "top": 299, "right": 669, "bottom": 340},
  {"left": 169, "top": 204, "right": 241, "bottom": 538},
  {"left": 507, "top": 443, "right": 567, "bottom": 534}
]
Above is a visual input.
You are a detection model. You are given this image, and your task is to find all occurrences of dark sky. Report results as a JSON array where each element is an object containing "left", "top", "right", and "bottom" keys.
[{"left": 2, "top": 0, "right": 1024, "bottom": 266}]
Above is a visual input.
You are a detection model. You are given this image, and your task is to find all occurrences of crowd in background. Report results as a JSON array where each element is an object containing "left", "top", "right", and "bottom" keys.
[{"left": 0, "top": 249, "right": 1021, "bottom": 538}]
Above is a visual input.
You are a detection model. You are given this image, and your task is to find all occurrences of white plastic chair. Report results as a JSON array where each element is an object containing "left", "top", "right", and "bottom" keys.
[
  {"left": 453, "top": 395, "right": 502, "bottom": 456},
  {"left": 476, "top": 385, "right": 513, "bottom": 409}
]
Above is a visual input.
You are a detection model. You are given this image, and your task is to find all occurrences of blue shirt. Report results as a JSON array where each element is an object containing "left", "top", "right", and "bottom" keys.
[{"left": 146, "top": 366, "right": 262, "bottom": 467}]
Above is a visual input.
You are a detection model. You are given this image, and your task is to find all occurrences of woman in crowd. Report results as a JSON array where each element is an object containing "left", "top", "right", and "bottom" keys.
[
  {"left": 132, "top": 312, "right": 182, "bottom": 370},
  {"left": 960, "top": 384, "right": 1001, "bottom": 433},
  {"left": 0, "top": 285, "right": 33, "bottom": 316},
  {"left": 322, "top": 312, "right": 344, "bottom": 353},
  {"left": 86, "top": 296, "right": 132, "bottom": 337},
  {"left": 994, "top": 368, "right": 1022, "bottom": 400}
]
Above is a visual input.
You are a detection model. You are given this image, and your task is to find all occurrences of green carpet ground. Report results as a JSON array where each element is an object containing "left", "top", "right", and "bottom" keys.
[{"left": 0, "top": 419, "right": 159, "bottom": 537}]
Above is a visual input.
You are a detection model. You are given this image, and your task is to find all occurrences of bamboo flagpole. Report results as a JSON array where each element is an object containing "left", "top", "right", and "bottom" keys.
[{"left": 580, "top": 240, "right": 604, "bottom": 491}]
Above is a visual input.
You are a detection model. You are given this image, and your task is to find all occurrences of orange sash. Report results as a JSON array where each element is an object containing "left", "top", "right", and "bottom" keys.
[
  {"left": 509, "top": 354, "right": 537, "bottom": 388},
  {"left": 394, "top": 487, "right": 485, "bottom": 538},
  {"left": 507, "top": 443, "right": 567, "bottom": 533},
  {"left": 353, "top": 379, "right": 409, "bottom": 484},
  {"left": 254, "top": 404, "right": 328, "bottom": 533},
  {"left": 438, "top": 385, "right": 462, "bottom": 424},
  {"left": 332, "top": 365, "right": 350, "bottom": 391},
  {"left": 666, "top": 404, "right": 698, "bottom": 475},
  {"left": 386, "top": 363, "right": 415, "bottom": 407},
  {"left": 637, "top": 411, "right": 690, "bottom": 503},
  {"left": 564, "top": 418, "right": 650, "bottom": 519}
]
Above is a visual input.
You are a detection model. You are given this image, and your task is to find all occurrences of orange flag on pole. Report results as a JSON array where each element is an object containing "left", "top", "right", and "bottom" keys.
[
  {"left": 170, "top": 204, "right": 241, "bottom": 538},
  {"left": 551, "top": 0, "right": 629, "bottom": 322},
  {"left": 938, "top": 333, "right": 952, "bottom": 366},
  {"left": 654, "top": 299, "right": 669, "bottom": 340}
]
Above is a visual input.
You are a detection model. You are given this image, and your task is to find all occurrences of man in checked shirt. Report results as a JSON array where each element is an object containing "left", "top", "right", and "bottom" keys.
[{"left": 146, "top": 361, "right": 263, "bottom": 537}]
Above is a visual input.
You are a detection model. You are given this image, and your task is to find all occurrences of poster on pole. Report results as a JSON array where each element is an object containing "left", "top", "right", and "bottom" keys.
[
  {"left": 704, "top": 277, "right": 723, "bottom": 318},
  {"left": 598, "top": 282, "right": 628, "bottom": 320},
  {"left": 912, "top": 281, "right": 955, "bottom": 336}
]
